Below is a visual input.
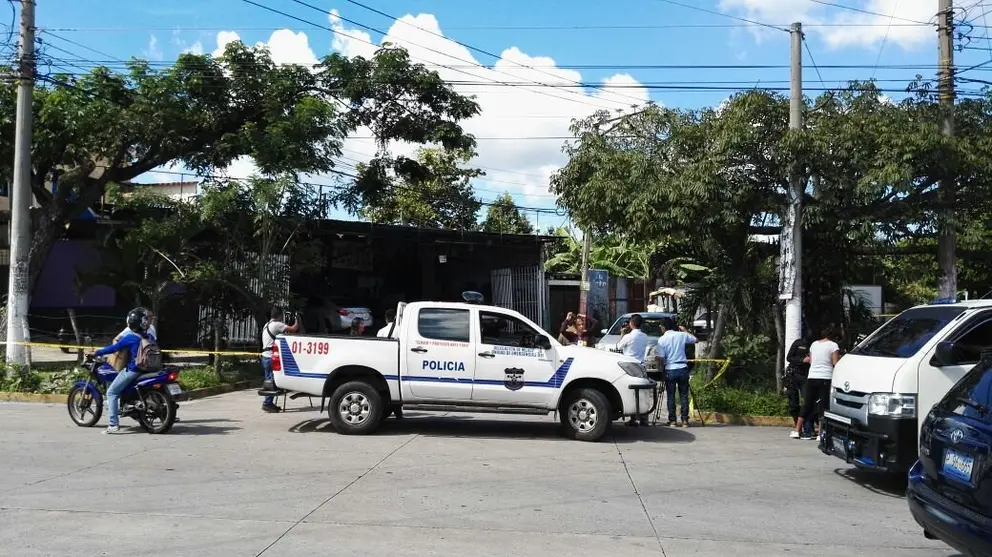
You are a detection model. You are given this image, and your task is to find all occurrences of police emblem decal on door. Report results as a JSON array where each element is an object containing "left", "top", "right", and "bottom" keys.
[{"left": 504, "top": 368, "right": 525, "bottom": 391}]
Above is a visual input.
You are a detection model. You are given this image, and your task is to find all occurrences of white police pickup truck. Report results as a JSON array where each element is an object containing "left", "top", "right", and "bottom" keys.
[{"left": 263, "top": 299, "right": 657, "bottom": 441}]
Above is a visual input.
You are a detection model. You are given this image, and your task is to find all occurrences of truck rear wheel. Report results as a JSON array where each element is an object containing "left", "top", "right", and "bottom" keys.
[
  {"left": 560, "top": 388, "right": 612, "bottom": 442},
  {"left": 329, "top": 381, "right": 384, "bottom": 435}
]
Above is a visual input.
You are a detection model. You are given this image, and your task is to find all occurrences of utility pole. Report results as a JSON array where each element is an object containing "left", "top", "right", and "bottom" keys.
[
  {"left": 780, "top": 22, "right": 803, "bottom": 370},
  {"left": 579, "top": 229, "right": 591, "bottom": 328},
  {"left": 6, "top": 0, "right": 35, "bottom": 366},
  {"left": 936, "top": 0, "right": 957, "bottom": 300}
]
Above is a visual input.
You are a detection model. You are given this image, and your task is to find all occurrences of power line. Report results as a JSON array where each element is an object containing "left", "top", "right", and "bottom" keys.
[
  {"left": 649, "top": 0, "right": 789, "bottom": 32},
  {"left": 871, "top": 0, "right": 902, "bottom": 79},
  {"left": 340, "top": 0, "right": 649, "bottom": 106},
  {"left": 238, "top": 0, "right": 623, "bottom": 111},
  {"left": 805, "top": 0, "right": 936, "bottom": 26},
  {"left": 40, "top": 22, "right": 937, "bottom": 33}
]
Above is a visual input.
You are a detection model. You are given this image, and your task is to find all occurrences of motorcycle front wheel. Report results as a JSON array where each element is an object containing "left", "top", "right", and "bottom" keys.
[
  {"left": 67, "top": 385, "right": 102, "bottom": 427},
  {"left": 137, "top": 389, "right": 176, "bottom": 434}
]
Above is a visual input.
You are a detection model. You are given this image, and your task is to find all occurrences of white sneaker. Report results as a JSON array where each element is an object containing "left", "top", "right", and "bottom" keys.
[
  {"left": 103, "top": 425, "right": 121, "bottom": 435},
  {"left": 789, "top": 431, "right": 801, "bottom": 439}
]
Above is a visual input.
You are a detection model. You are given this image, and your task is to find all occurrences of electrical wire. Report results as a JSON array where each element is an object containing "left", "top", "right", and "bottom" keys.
[
  {"left": 339, "top": 0, "right": 648, "bottom": 107},
  {"left": 649, "top": 0, "right": 789, "bottom": 32},
  {"left": 238, "top": 0, "right": 623, "bottom": 111},
  {"left": 804, "top": 0, "right": 935, "bottom": 26},
  {"left": 871, "top": 0, "right": 901, "bottom": 79}
]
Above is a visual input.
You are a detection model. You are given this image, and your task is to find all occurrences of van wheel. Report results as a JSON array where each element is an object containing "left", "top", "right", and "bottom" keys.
[
  {"left": 329, "top": 381, "right": 383, "bottom": 435},
  {"left": 560, "top": 388, "right": 612, "bottom": 442}
]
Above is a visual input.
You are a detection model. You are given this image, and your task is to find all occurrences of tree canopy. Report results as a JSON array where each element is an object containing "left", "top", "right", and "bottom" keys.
[
  {"left": 0, "top": 41, "right": 480, "bottom": 296},
  {"left": 361, "top": 147, "right": 483, "bottom": 229},
  {"left": 480, "top": 193, "right": 533, "bottom": 235}
]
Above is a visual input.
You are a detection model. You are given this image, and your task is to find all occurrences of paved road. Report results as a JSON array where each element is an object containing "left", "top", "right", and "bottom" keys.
[{"left": 0, "top": 392, "right": 957, "bottom": 557}]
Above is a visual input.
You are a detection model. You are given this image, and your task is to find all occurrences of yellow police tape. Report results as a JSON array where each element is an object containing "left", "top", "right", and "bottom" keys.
[
  {"left": 685, "top": 358, "right": 732, "bottom": 422},
  {"left": 7, "top": 341, "right": 260, "bottom": 358}
]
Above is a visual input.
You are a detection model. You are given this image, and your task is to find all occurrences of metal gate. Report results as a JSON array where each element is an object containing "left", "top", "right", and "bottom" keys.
[
  {"left": 198, "top": 252, "right": 290, "bottom": 346},
  {"left": 491, "top": 266, "right": 549, "bottom": 332}
]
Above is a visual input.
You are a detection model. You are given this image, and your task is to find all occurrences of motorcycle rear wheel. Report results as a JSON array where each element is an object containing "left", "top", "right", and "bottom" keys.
[
  {"left": 137, "top": 389, "right": 176, "bottom": 434},
  {"left": 67, "top": 385, "right": 102, "bottom": 427}
]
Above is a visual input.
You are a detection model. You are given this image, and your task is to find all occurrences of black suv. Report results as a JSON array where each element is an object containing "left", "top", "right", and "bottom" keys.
[{"left": 907, "top": 353, "right": 992, "bottom": 556}]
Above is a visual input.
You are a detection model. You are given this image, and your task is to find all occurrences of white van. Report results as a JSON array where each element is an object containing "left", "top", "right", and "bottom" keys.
[{"left": 819, "top": 300, "right": 992, "bottom": 475}]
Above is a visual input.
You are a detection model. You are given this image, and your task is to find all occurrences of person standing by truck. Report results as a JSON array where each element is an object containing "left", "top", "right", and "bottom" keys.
[
  {"left": 260, "top": 307, "right": 299, "bottom": 413},
  {"left": 656, "top": 317, "right": 697, "bottom": 427},
  {"left": 793, "top": 326, "right": 840, "bottom": 439},
  {"left": 617, "top": 314, "right": 651, "bottom": 426}
]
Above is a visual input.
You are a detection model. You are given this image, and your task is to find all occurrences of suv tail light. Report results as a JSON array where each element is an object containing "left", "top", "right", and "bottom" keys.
[
  {"left": 338, "top": 309, "right": 351, "bottom": 316},
  {"left": 272, "top": 346, "right": 281, "bottom": 372}
]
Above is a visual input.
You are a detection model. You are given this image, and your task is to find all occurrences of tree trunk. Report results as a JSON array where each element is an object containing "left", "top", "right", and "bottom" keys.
[
  {"left": 67, "top": 308, "right": 84, "bottom": 364},
  {"left": 27, "top": 206, "right": 64, "bottom": 299},
  {"left": 706, "top": 303, "right": 730, "bottom": 380},
  {"left": 773, "top": 302, "right": 785, "bottom": 394},
  {"left": 213, "top": 316, "right": 223, "bottom": 382}
]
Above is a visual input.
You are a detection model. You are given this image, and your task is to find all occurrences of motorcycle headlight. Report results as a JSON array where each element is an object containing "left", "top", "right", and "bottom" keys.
[
  {"left": 867, "top": 393, "right": 916, "bottom": 418},
  {"left": 619, "top": 362, "right": 647, "bottom": 378}
]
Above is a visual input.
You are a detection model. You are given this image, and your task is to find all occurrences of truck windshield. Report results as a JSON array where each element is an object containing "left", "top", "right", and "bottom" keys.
[
  {"left": 607, "top": 315, "right": 673, "bottom": 337},
  {"left": 849, "top": 306, "right": 966, "bottom": 358}
]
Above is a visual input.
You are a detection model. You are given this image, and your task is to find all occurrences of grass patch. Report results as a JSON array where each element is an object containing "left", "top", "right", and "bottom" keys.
[
  {"left": 0, "top": 359, "right": 259, "bottom": 395},
  {"left": 691, "top": 374, "right": 790, "bottom": 417}
]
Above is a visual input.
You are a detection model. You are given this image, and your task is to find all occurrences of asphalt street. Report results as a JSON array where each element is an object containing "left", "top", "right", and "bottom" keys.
[{"left": 0, "top": 391, "right": 959, "bottom": 557}]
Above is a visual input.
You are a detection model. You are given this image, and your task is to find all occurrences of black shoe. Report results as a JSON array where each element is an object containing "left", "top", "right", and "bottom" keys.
[
  {"left": 394, "top": 408, "right": 404, "bottom": 419},
  {"left": 626, "top": 419, "right": 640, "bottom": 427},
  {"left": 262, "top": 405, "right": 282, "bottom": 413}
]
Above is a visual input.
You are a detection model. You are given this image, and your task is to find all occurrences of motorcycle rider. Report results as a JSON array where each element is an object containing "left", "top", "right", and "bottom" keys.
[{"left": 87, "top": 308, "right": 155, "bottom": 434}]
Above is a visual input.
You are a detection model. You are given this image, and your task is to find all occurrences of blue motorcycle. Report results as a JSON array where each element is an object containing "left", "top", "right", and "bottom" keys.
[{"left": 66, "top": 356, "right": 182, "bottom": 434}]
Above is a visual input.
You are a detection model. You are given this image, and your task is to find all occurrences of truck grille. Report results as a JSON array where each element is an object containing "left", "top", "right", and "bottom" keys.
[{"left": 830, "top": 388, "right": 870, "bottom": 425}]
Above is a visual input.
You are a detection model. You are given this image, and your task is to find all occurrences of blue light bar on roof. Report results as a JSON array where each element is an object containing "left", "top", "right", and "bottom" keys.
[{"left": 930, "top": 297, "right": 958, "bottom": 305}]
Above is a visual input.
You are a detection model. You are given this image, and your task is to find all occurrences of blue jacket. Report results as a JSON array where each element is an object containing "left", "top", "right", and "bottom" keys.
[{"left": 95, "top": 330, "right": 148, "bottom": 373}]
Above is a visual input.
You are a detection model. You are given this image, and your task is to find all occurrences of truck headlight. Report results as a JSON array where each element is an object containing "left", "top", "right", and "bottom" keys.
[
  {"left": 619, "top": 362, "right": 647, "bottom": 378},
  {"left": 867, "top": 393, "right": 916, "bottom": 418}
]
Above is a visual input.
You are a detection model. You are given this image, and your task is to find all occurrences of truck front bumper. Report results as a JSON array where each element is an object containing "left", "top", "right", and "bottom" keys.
[{"left": 819, "top": 411, "right": 918, "bottom": 473}]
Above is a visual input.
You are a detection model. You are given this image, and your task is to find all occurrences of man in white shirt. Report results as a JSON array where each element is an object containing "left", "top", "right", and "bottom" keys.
[
  {"left": 260, "top": 307, "right": 299, "bottom": 413},
  {"left": 617, "top": 314, "right": 650, "bottom": 426},
  {"left": 376, "top": 309, "right": 396, "bottom": 338}
]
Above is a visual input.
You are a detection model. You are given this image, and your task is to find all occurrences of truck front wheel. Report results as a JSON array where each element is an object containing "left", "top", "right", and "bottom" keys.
[
  {"left": 329, "top": 381, "right": 384, "bottom": 435},
  {"left": 560, "top": 388, "right": 612, "bottom": 442}
]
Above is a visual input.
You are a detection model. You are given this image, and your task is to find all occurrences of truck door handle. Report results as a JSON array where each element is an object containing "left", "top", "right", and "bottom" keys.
[
  {"left": 478, "top": 352, "right": 495, "bottom": 358},
  {"left": 410, "top": 347, "right": 428, "bottom": 354}
]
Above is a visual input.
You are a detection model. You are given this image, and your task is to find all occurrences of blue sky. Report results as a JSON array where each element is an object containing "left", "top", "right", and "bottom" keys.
[{"left": 29, "top": 0, "right": 992, "bottom": 226}]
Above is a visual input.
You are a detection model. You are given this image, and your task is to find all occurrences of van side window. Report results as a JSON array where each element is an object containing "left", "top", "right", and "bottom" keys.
[
  {"left": 417, "top": 309, "right": 470, "bottom": 343},
  {"left": 954, "top": 319, "right": 992, "bottom": 365}
]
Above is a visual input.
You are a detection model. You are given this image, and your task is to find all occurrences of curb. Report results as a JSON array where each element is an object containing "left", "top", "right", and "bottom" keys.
[
  {"left": 0, "top": 381, "right": 260, "bottom": 405},
  {"left": 698, "top": 411, "right": 793, "bottom": 427}
]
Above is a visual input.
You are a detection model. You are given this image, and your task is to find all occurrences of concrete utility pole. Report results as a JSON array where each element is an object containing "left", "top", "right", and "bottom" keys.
[
  {"left": 579, "top": 230, "right": 591, "bottom": 321},
  {"left": 936, "top": 0, "right": 957, "bottom": 300},
  {"left": 780, "top": 22, "right": 803, "bottom": 370},
  {"left": 6, "top": 0, "right": 35, "bottom": 366}
]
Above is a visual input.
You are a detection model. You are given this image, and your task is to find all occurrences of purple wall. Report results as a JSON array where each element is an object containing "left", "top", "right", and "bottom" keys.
[{"left": 31, "top": 241, "right": 116, "bottom": 309}]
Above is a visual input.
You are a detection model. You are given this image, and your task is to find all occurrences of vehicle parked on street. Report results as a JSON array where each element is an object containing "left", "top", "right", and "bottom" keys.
[
  {"left": 907, "top": 351, "right": 992, "bottom": 557},
  {"left": 820, "top": 299, "right": 992, "bottom": 476},
  {"left": 66, "top": 355, "right": 181, "bottom": 433},
  {"left": 260, "top": 296, "right": 657, "bottom": 441},
  {"left": 596, "top": 312, "right": 676, "bottom": 373}
]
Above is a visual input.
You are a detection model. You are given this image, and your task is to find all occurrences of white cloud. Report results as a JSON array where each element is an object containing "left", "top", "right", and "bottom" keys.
[
  {"left": 144, "top": 35, "right": 163, "bottom": 61},
  {"left": 172, "top": 29, "right": 204, "bottom": 55},
  {"left": 720, "top": 0, "right": 936, "bottom": 50},
  {"left": 212, "top": 31, "right": 242, "bottom": 57},
  {"left": 205, "top": 10, "right": 650, "bottom": 211},
  {"left": 326, "top": 10, "right": 650, "bottom": 206}
]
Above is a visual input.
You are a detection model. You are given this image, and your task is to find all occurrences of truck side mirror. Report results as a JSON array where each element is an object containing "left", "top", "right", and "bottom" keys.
[
  {"left": 535, "top": 336, "right": 552, "bottom": 350},
  {"left": 934, "top": 341, "right": 958, "bottom": 367},
  {"left": 600, "top": 329, "right": 608, "bottom": 335}
]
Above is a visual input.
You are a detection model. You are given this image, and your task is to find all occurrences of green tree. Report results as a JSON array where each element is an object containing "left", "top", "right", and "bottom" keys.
[
  {"left": 360, "top": 147, "right": 483, "bottom": 229},
  {"left": 480, "top": 193, "right": 533, "bottom": 235},
  {"left": 0, "top": 41, "right": 478, "bottom": 298},
  {"left": 544, "top": 227, "right": 652, "bottom": 279}
]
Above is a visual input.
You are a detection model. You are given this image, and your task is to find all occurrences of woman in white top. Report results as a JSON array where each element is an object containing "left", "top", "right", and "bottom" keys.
[{"left": 792, "top": 326, "right": 840, "bottom": 439}]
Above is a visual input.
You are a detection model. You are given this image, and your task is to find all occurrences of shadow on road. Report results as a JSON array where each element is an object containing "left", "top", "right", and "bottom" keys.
[
  {"left": 169, "top": 418, "right": 242, "bottom": 436},
  {"left": 832, "top": 467, "right": 908, "bottom": 498},
  {"left": 288, "top": 415, "right": 696, "bottom": 443}
]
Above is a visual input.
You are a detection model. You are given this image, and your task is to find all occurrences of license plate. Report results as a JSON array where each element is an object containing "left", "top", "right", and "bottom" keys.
[
  {"left": 166, "top": 383, "right": 183, "bottom": 396},
  {"left": 942, "top": 449, "right": 975, "bottom": 483},
  {"left": 831, "top": 436, "right": 846, "bottom": 455}
]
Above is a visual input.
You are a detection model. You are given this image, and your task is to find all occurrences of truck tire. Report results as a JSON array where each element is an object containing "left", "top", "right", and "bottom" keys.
[
  {"left": 329, "top": 381, "right": 384, "bottom": 435},
  {"left": 560, "top": 387, "right": 612, "bottom": 442}
]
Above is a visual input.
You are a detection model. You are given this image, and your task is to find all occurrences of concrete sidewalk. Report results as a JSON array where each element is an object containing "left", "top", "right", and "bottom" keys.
[{"left": 0, "top": 391, "right": 954, "bottom": 557}]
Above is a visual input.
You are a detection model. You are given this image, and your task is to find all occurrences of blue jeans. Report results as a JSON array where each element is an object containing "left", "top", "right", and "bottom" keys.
[
  {"left": 666, "top": 367, "right": 690, "bottom": 422},
  {"left": 261, "top": 356, "right": 274, "bottom": 406},
  {"left": 107, "top": 370, "right": 140, "bottom": 427}
]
